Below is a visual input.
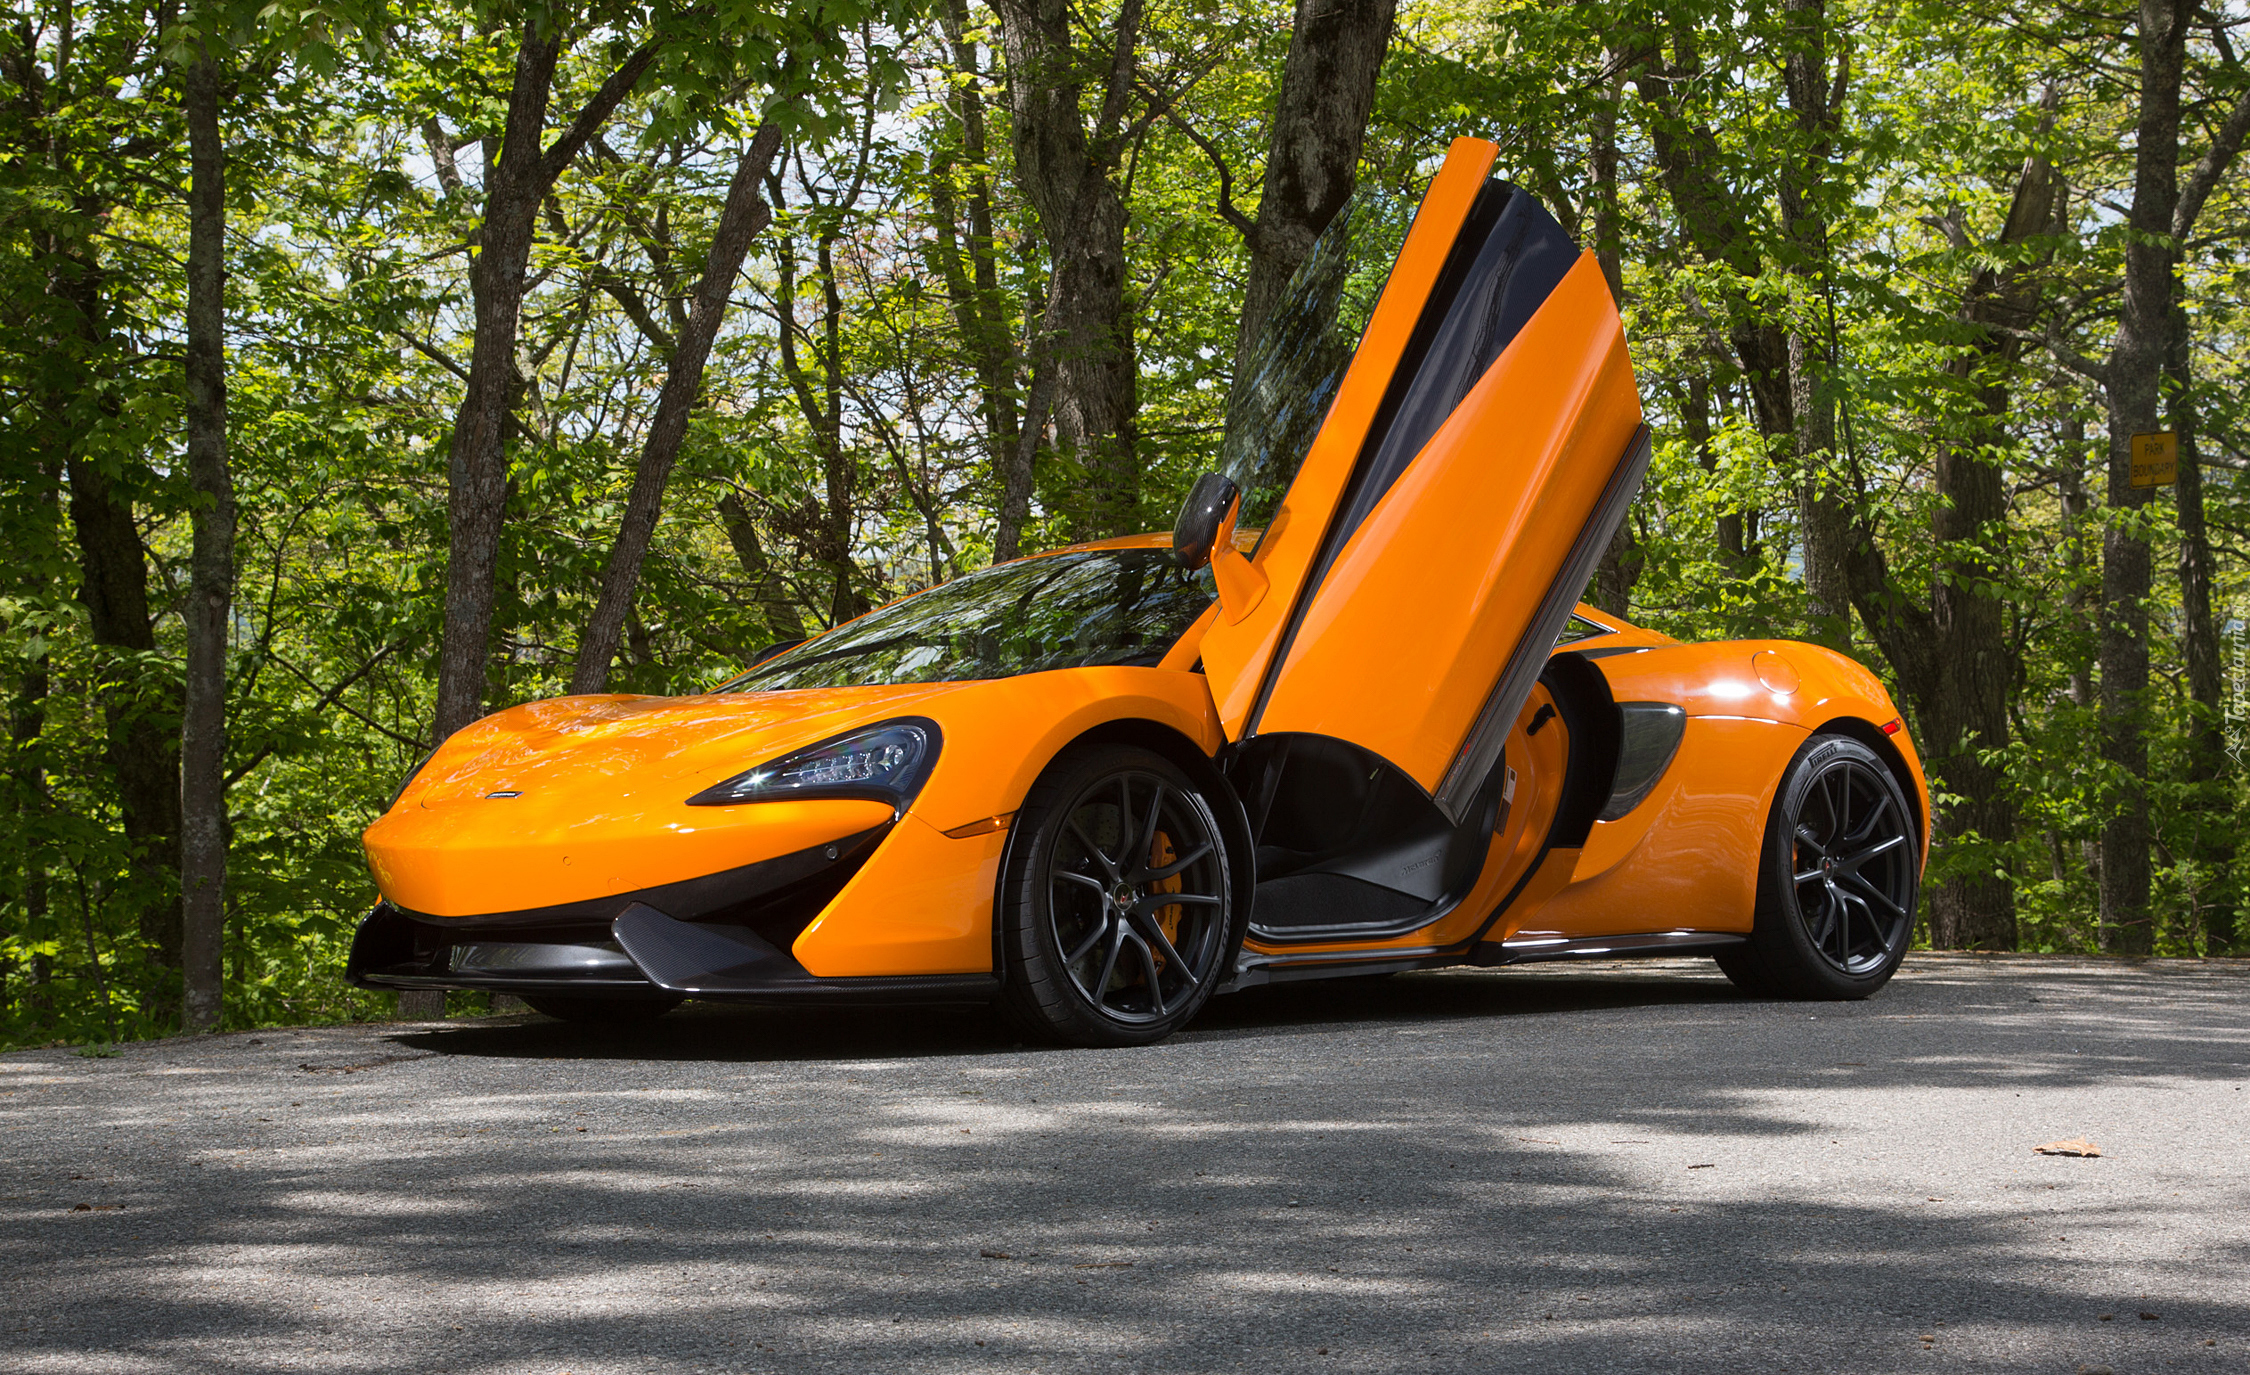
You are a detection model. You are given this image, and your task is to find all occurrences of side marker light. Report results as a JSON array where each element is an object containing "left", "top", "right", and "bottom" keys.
[
  {"left": 1880, "top": 718, "right": 1903, "bottom": 736},
  {"left": 943, "top": 813, "right": 1015, "bottom": 839}
]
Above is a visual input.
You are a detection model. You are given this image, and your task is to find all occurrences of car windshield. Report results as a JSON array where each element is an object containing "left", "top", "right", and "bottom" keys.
[
  {"left": 726, "top": 548, "right": 1217, "bottom": 691},
  {"left": 1218, "top": 181, "right": 1418, "bottom": 532}
]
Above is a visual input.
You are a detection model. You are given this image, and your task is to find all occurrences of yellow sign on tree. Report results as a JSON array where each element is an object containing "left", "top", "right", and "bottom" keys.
[{"left": 2131, "top": 432, "right": 2178, "bottom": 487}]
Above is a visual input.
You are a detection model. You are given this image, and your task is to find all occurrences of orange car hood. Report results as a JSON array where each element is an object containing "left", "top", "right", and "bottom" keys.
[{"left": 395, "top": 683, "right": 963, "bottom": 813}]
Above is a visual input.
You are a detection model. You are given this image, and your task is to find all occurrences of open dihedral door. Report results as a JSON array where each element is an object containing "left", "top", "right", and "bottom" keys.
[{"left": 1201, "top": 137, "right": 1649, "bottom": 829}]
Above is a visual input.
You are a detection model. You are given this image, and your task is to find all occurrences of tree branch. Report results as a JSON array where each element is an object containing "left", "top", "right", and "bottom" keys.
[
  {"left": 223, "top": 639, "right": 409, "bottom": 789},
  {"left": 540, "top": 39, "right": 665, "bottom": 185},
  {"left": 1158, "top": 104, "right": 1257, "bottom": 239},
  {"left": 2175, "top": 81, "right": 2250, "bottom": 241}
]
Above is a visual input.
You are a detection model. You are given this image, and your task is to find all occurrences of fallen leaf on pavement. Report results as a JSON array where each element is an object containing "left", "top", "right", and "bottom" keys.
[
  {"left": 2034, "top": 1138, "right": 2101, "bottom": 1157},
  {"left": 979, "top": 1250, "right": 1011, "bottom": 1260}
]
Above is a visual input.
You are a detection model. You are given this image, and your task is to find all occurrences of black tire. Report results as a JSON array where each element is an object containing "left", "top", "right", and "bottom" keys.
[
  {"left": 522, "top": 993, "right": 684, "bottom": 1023},
  {"left": 996, "top": 744, "right": 1241, "bottom": 1047},
  {"left": 1716, "top": 734, "right": 1918, "bottom": 1000}
]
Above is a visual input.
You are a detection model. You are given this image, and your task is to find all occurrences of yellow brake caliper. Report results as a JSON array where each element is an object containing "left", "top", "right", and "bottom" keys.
[{"left": 1147, "top": 830, "right": 1183, "bottom": 970}]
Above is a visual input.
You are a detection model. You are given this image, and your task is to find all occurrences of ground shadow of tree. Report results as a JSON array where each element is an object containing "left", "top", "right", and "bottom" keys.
[{"left": 5, "top": 956, "right": 2245, "bottom": 1373}]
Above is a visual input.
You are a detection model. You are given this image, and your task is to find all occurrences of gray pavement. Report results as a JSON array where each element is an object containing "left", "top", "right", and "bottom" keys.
[{"left": 3, "top": 954, "right": 2246, "bottom": 1374}]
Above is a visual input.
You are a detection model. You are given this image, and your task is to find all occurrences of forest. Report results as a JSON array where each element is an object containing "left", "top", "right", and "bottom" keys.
[{"left": 1, "top": 0, "right": 2242, "bottom": 1047}]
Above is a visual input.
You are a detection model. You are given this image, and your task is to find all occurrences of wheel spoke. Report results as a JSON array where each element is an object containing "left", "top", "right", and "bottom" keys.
[
  {"left": 1793, "top": 865, "right": 1826, "bottom": 884},
  {"left": 1838, "top": 869, "right": 1906, "bottom": 919},
  {"left": 1809, "top": 882, "right": 1840, "bottom": 951},
  {"left": 1125, "top": 905, "right": 1200, "bottom": 990},
  {"left": 1135, "top": 784, "right": 1165, "bottom": 868},
  {"left": 1089, "top": 927, "right": 1125, "bottom": 1000},
  {"left": 1067, "top": 814, "right": 1118, "bottom": 877},
  {"left": 1835, "top": 888, "right": 1875, "bottom": 962},
  {"left": 1144, "top": 892, "right": 1223, "bottom": 907},
  {"left": 1843, "top": 791, "right": 1892, "bottom": 847},
  {"left": 1137, "top": 843, "right": 1214, "bottom": 884},
  {"left": 1064, "top": 910, "right": 1113, "bottom": 967},
  {"left": 1130, "top": 934, "right": 1167, "bottom": 1016},
  {"left": 1794, "top": 825, "right": 1829, "bottom": 858},
  {"left": 1839, "top": 833, "right": 1908, "bottom": 873},
  {"left": 1813, "top": 771, "right": 1836, "bottom": 845},
  {"left": 1053, "top": 870, "right": 1107, "bottom": 895}
]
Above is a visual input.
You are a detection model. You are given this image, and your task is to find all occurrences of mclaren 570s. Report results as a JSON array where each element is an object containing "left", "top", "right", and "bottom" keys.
[{"left": 350, "top": 137, "right": 1930, "bottom": 1047}]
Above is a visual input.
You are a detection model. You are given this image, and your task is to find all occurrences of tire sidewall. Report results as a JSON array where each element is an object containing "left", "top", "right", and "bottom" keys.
[
  {"left": 999, "top": 744, "right": 1239, "bottom": 1047},
  {"left": 1754, "top": 734, "right": 1918, "bottom": 998}
]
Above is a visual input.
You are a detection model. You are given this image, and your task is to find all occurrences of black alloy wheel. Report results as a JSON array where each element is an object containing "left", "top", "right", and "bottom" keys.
[
  {"left": 998, "top": 745, "right": 1238, "bottom": 1046},
  {"left": 1717, "top": 734, "right": 1918, "bottom": 999}
]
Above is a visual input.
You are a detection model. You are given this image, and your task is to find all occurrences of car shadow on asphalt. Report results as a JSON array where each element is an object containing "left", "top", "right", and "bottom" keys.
[{"left": 382, "top": 962, "right": 1749, "bottom": 1064}]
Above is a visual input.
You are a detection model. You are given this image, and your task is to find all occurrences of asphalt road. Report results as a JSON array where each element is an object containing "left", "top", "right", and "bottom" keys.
[{"left": 4, "top": 954, "right": 2247, "bottom": 1375}]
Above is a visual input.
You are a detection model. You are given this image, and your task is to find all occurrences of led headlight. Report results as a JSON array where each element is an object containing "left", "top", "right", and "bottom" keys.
[{"left": 686, "top": 719, "right": 940, "bottom": 809}]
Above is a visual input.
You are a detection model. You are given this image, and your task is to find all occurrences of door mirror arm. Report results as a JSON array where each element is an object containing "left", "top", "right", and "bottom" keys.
[{"left": 1172, "top": 472, "right": 1268, "bottom": 625}]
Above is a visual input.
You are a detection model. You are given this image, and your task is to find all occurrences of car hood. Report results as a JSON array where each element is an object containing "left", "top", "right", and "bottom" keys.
[{"left": 394, "top": 682, "right": 966, "bottom": 814}]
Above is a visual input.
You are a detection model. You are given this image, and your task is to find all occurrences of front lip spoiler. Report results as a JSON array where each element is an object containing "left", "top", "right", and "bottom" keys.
[
  {"left": 346, "top": 901, "right": 997, "bottom": 1007},
  {"left": 610, "top": 904, "right": 998, "bottom": 1005}
]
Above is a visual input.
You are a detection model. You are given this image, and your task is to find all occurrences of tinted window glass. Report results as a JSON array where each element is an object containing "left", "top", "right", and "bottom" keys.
[
  {"left": 1323, "top": 183, "right": 1576, "bottom": 548},
  {"left": 1219, "top": 185, "right": 1416, "bottom": 532},
  {"left": 729, "top": 550, "right": 1216, "bottom": 691},
  {"left": 1554, "top": 613, "right": 1613, "bottom": 645}
]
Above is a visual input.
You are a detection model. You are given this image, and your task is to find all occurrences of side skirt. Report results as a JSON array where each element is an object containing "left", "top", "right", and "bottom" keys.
[
  {"left": 1472, "top": 930, "right": 1747, "bottom": 965},
  {"left": 1218, "top": 928, "right": 1746, "bottom": 992}
]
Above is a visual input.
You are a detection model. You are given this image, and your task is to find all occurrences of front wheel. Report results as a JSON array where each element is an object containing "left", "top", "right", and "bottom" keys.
[
  {"left": 997, "top": 745, "right": 1240, "bottom": 1047},
  {"left": 1716, "top": 734, "right": 1918, "bottom": 999}
]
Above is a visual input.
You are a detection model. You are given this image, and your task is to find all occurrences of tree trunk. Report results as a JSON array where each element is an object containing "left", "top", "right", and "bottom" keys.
[
  {"left": 717, "top": 494, "right": 805, "bottom": 644},
  {"left": 431, "top": 30, "right": 661, "bottom": 741},
  {"left": 2097, "top": 0, "right": 2188, "bottom": 956},
  {"left": 1842, "top": 109, "right": 2059, "bottom": 951},
  {"left": 771, "top": 217, "right": 868, "bottom": 628},
  {"left": 1229, "top": 0, "right": 1395, "bottom": 371},
  {"left": 180, "top": 39, "right": 234, "bottom": 1032},
  {"left": 26, "top": 57, "right": 183, "bottom": 1009},
  {"left": 1584, "top": 44, "right": 1636, "bottom": 618},
  {"left": 432, "top": 27, "right": 562, "bottom": 741},
  {"left": 7, "top": 657, "right": 50, "bottom": 1024},
  {"left": 934, "top": 0, "right": 1030, "bottom": 560},
  {"left": 1778, "top": 0, "right": 1853, "bottom": 651},
  {"left": 994, "top": 0, "right": 1143, "bottom": 539},
  {"left": 569, "top": 119, "right": 787, "bottom": 694},
  {"left": 64, "top": 452, "right": 182, "bottom": 978},
  {"left": 1634, "top": 34, "right": 1798, "bottom": 553},
  {"left": 2170, "top": 307, "right": 2232, "bottom": 952},
  {"left": 2163, "top": 83, "right": 2250, "bottom": 955}
]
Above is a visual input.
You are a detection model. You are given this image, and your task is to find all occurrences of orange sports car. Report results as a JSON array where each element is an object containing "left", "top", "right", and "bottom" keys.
[{"left": 349, "top": 138, "right": 1929, "bottom": 1046}]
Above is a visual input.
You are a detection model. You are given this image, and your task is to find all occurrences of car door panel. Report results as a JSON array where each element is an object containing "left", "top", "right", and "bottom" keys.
[
  {"left": 1251, "top": 251, "right": 1644, "bottom": 806},
  {"left": 1199, "top": 138, "right": 1497, "bottom": 736}
]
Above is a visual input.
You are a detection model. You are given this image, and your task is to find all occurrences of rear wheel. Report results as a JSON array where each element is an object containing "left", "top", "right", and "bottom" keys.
[
  {"left": 997, "top": 745, "right": 1239, "bottom": 1047},
  {"left": 522, "top": 993, "right": 683, "bottom": 1023},
  {"left": 1717, "top": 734, "right": 1918, "bottom": 999}
]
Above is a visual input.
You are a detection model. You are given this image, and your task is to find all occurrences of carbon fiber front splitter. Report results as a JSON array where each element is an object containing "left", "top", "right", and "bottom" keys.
[{"left": 346, "top": 901, "right": 998, "bottom": 1007}]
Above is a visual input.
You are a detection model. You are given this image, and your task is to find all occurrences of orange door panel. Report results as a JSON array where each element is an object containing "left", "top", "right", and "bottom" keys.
[
  {"left": 1199, "top": 138, "right": 1497, "bottom": 737},
  {"left": 1253, "top": 253, "right": 1642, "bottom": 809},
  {"left": 1198, "top": 137, "right": 1649, "bottom": 833}
]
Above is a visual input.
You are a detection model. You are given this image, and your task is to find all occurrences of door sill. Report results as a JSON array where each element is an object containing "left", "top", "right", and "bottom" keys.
[{"left": 1472, "top": 930, "right": 1746, "bottom": 965}]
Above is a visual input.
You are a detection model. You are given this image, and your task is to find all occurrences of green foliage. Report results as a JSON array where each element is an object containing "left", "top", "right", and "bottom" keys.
[{"left": 4, "top": 0, "right": 2247, "bottom": 1049}]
